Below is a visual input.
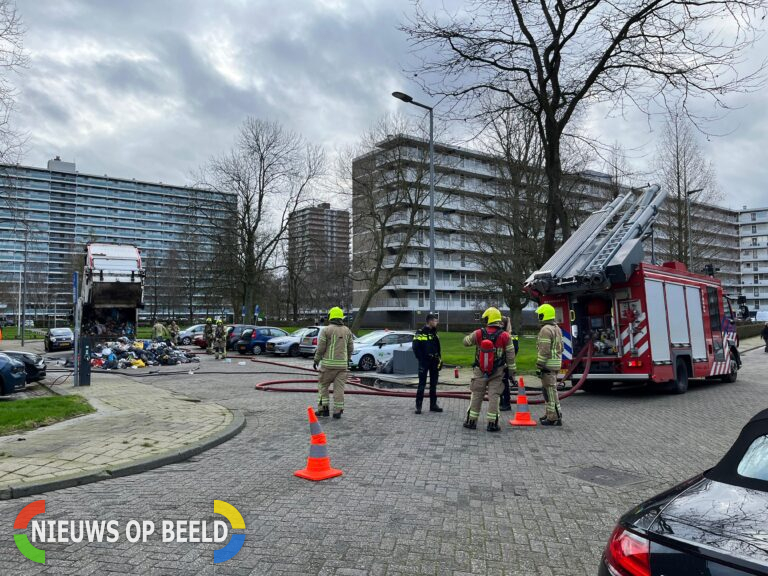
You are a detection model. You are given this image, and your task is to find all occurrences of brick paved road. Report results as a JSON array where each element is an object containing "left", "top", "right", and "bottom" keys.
[{"left": 1, "top": 349, "right": 766, "bottom": 576}]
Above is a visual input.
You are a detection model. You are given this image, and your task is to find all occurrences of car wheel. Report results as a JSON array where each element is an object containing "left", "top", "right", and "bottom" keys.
[
  {"left": 667, "top": 359, "right": 689, "bottom": 394},
  {"left": 181, "top": 337, "right": 191, "bottom": 345},
  {"left": 289, "top": 344, "right": 300, "bottom": 357},
  {"left": 359, "top": 354, "right": 375, "bottom": 371},
  {"left": 252, "top": 345, "right": 263, "bottom": 356},
  {"left": 720, "top": 360, "right": 738, "bottom": 383}
]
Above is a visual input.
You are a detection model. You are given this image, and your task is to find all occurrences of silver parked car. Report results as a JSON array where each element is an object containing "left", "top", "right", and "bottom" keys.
[
  {"left": 177, "top": 324, "right": 206, "bottom": 345},
  {"left": 266, "top": 326, "right": 321, "bottom": 357}
]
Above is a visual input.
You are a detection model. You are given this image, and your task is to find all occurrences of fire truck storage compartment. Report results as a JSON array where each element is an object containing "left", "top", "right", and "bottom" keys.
[
  {"left": 644, "top": 279, "right": 707, "bottom": 364},
  {"left": 572, "top": 294, "right": 618, "bottom": 356}
]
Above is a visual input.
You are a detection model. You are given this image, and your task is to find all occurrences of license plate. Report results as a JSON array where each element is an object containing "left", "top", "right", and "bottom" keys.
[
  {"left": 302, "top": 338, "right": 311, "bottom": 345},
  {"left": 266, "top": 344, "right": 274, "bottom": 350},
  {"left": 59, "top": 342, "right": 71, "bottom": 348}
]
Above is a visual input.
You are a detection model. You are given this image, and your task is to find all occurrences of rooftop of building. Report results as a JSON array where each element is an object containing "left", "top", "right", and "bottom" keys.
[{"left": 0, "top": 157, "right": 229, "bottom": 195}]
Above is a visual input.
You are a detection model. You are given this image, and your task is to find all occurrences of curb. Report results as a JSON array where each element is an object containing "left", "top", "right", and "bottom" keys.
[{"left": 0, "top": 409, "right": 245, "bottom": 500}]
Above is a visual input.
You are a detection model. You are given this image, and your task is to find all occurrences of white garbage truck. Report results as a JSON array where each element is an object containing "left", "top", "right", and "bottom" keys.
[{"left": 78, "top": 243, "right": 144, "bottom": 339}]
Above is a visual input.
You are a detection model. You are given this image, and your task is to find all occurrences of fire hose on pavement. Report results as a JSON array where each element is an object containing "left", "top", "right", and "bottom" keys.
[{"left": 252, "top": 341, "right": 594, "bottom": 405}]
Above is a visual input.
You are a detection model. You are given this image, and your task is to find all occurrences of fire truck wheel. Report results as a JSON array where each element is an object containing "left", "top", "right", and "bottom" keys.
[
  {"left": 667, "top": 359, "right": 689, "bottom": 394},
  {"left": 721, "top": 361, "right": 738, "bottom": 384}
]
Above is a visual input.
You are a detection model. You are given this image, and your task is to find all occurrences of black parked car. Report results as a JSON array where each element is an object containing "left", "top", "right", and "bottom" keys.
[
  {"left": 599, "top": 409, "right": 768, "bottom": 576},
  {"left": 44, "top": 327, "right": 74, "bottom": 352},
  {"left": 2, "top": 351, "right": 46, "bottom": 382}
]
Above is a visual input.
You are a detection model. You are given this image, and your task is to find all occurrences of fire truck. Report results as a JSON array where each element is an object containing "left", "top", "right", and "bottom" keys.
[{"left": 526, "top": 185, "right": 739, "bottom": 394}]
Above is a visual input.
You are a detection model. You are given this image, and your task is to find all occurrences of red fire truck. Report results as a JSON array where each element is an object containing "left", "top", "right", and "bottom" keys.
[{"left": 526, "top": 185, "right": 739, "bottom": 393}]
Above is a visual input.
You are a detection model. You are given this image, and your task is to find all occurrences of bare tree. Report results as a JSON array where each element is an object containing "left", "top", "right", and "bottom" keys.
[
  {"left": 655, "top": 109, "right": 722, "bottom": 270},
  {"left": 196, "top": 118, "right": 325, "bottom": 322},
  {"left": 0, "top": 0, "right": 26, "bottom": 165},
  {"left": 342, "top": 115, "right": 439, "bottom": 332},
  {"left": 403, "top": 0, "right": 767, "bottom": 261},
  {"left": 467, "top": 103, "right": 587, "bottom": 331}
]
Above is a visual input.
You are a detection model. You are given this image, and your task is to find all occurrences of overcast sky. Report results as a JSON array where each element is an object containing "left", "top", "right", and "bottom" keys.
[{"left": 12, "top": 0, "right": 768, "bottom": 210}]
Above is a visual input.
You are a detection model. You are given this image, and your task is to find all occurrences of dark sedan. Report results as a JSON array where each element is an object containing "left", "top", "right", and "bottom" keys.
[
  {"left": 236, "top": 327, "right": 288, "bottom": 355},
  {"left": 2, "top": 351, "right": 46, "bottom": 382},
  {"left": 599, "top": 409, "right": 768, "bottom": 576},
  {"left": 44, "top": 327, "right": 74, "bottom": 352},
  {"left": 0, "top": 352, "right": 27, "bottom": 395}
]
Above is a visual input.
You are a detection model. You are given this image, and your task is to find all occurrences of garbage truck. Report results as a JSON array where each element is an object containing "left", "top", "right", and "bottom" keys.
[
  {"left": 78, "top": 243, "right": 144, "bottom": 339},
  {"left": 525, "top": 185, "right": 739, "bottom": 394}
]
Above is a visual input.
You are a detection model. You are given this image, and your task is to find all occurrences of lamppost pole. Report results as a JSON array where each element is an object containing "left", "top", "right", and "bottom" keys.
[
  {"left": 392, "top": 91, "right": 436, "bottom": 315},
  {"left": 686, "top": 188, "right": 703, "bottom": 270}
]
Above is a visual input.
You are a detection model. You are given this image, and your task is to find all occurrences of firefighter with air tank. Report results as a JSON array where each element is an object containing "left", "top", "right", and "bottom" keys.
[
  {"left": 462, "top": 307, "right": 516, "bottom": 432},
  {"left": 536, "top": 303, "right": 564, "bottom": 426}
]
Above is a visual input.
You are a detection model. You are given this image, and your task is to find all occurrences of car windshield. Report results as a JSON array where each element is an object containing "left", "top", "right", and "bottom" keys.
[
  {"left": 51, "top": 329, "right": 72, "bottom": 336},
  {"left": 354, "top": 332, "right": 386, "bottom": 346},
  {"left": 239, "top": 329, "right": 253, "bottom": 339},
  {"left": 291, "top": 328, "right": 310, "bottom": 338},
  {"left": 737, "top": 435, "right": 768, "bottom": 481}
]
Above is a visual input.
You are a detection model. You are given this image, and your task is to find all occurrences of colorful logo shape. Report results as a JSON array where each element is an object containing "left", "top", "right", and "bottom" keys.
[
  {"left": 14, "top": 500, "right": 46, "bottom": 564},
  {"left": 213, "top": 500, "right": 245, "bottom": 564}
]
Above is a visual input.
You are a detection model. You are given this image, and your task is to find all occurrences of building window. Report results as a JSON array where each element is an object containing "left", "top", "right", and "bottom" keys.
[
  {"left": 752, "top": 237, "right": 758, "bottom": 246},
  {"left": 461, "top": 254, "right": 466, "bottom": 268},
  {"left": 755, "top": 250, "right": 759, "bottom": 259},
  {"left": 755, "top": 275, "right": 760, "bottom": 284},
  {"left": 418, "top": 291, "right": 425, "bottom": 307},
  {"left": 752, "top": 225, "right": 758, "bottom": 234},
  {"left": 752, "top": 212, "right": 757, "bottom": 221},
  {"left": 755, "top": 288, "right": 761, "bottom": 297},
  {"left": 745, "top": 262, "right": 751, "bottom": 269}
]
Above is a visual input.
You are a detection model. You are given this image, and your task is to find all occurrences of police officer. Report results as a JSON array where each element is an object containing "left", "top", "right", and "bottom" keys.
[
  {"left": 204, "top": 318, "right": 214, "bottom": 354},
  {"left": 463, "top": 307, "right": 516, "bottom": 432},
  {"left": 313, "top": 307, "right": 354, "bottom": 419},
  {"left": 412, "top": 313, "right": 443, "bottom": 415},
  {"left": 499, "top": 316, "right": 518, "bottom": 411},
  {"left": 536, "top": 303, "right": 563, "bottom": 426},
  {"left": 213, "top": 320, "right": 227, "bottom": 360}
]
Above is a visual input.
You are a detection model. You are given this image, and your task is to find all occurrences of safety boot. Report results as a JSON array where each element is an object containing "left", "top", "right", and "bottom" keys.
[
  {"left": 539, "top": 416, "right": 562, "bottom": 427},
  {"left": 429, "top": 404, "right": 443, "bottom": 413},
  {"left": 487, "top": 420, "right": 500, "bottom": 432},
  {"left": 332, "top": 410, "right": 343, "bottom": 419},
  {"left": 463, "top": 414, "right": 477, "bottom": 430},
  {"left": 415, "top": 403, "right": 422, "bottom": 415},
  {"left": 317, "top": 405, "right": 330, "bottom": 418},
  {"left": 499, "top": 403, "right": 512, "bottom": 412}
]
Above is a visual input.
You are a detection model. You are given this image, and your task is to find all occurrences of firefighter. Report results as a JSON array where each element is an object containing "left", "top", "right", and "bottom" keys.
[
  {"left": 313, "top": 307, "right": 354, "bottom": 419},
  {"left": 213, "top": 320, "right": 227, "bottom": 360},
  {"left": 499, "top": 316, "right": 518, "bottom": 412},
  {"left": 412, "top": 313, "right": 443, "bottom": 415},
  {"left": 152, "top": 318, "right": 168, "bottom": 342},
  {"left": 536, "top": 303, "right": 563, "bottom": 426},
  {"left": 204, "top": 318, "right": 214, "bottom": 354},
  {"left": 462, "top": 307, "right": 516, "bottom": 432},
  {"left": 169, "top": 320, "right": 180, "bottom": 345}
]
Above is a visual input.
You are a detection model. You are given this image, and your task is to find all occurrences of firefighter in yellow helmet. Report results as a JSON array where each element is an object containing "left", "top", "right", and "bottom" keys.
[
  {"left": 313, "top": 307, "right": 354, "bottom": 419},
  {"left": 536, "top": 303, "right": 563, "bottom": 426},
  {"left": 213, "top": 319, "right": 227, "bottom": 360},
  {"left": 204, "top": 317, "right": 214, "bottom": 354},
  {"left": 462, "top": 306, "right": 516, "bottom": 432}
]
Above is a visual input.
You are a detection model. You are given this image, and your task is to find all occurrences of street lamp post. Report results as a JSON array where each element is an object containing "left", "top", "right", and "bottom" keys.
[
  {"left": 392, "top": 91, "right": 436, "bottom": 315},
  {"left": 685, "top": 188, "right": 703, "bottom": 270}
]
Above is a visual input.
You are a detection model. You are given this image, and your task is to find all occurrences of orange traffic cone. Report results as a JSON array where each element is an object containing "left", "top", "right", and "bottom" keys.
[
  {"left": 294, "top": 406, "right": 343, "bottom": 481},
  {"left": 509, "top": 377, "right": 537, "bottom": 427}
]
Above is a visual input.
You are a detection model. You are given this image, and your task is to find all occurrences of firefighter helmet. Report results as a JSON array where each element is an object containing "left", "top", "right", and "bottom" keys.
[
  {"left": 206, "top": 317, "right": 212, "bottom": 324},
  {"left": 481, "top": 307, "right": 502, "bottom": 325},
  {"left": 216, "top": 319, "right": 223, "bottom": 325},
  {"left": 536, "top": 304, "right": 556, "bottom": 322},
  {"left": 328, "top": 306, "right": 345, "bottom": 321}
]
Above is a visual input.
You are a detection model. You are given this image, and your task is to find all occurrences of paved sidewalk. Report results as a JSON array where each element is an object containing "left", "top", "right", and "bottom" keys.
[{"left": 0, "top": 374, "right": 242, "bottom": 499}]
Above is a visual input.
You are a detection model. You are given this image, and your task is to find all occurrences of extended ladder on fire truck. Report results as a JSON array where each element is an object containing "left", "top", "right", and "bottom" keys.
[{"left": 526, "top": 184, "right": 666, "bottom": 295}]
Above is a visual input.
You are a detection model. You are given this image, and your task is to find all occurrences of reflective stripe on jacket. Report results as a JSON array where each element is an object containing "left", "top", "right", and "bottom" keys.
[
  {"left": 314, "top": 323, "right": 354, "bottom": 369},
  {"left": 537, "top": 322, "right": 563, "bottom": 371}
]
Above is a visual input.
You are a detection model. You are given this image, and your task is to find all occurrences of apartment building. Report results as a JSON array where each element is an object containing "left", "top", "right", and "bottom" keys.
[
  {"left": 739, "top": 206, "right": 768, "bottom": 312},
  {"left": 351, "top": 134, "right": 743, "bottom": 328}
]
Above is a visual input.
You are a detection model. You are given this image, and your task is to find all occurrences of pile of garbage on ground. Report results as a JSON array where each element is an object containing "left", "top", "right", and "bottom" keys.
[{"left": 89, "top": 338, "right": 199, "bottom": 369}]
